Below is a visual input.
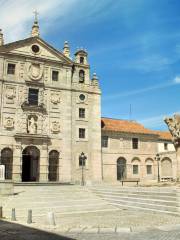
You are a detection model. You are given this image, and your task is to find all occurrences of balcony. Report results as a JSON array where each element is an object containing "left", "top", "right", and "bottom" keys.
[{"left": 21, "top": 101, "right": 46, "bottom": 113}]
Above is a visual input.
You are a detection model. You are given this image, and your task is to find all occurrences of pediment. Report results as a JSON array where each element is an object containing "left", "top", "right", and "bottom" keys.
[{"left": 0, "top": 37, "right": 73, "bottom": 65}]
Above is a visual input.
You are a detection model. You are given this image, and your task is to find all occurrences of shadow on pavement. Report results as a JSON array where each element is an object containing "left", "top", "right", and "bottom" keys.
[{"left": 0, "top": 219, "right": 75, "bottom": 240}]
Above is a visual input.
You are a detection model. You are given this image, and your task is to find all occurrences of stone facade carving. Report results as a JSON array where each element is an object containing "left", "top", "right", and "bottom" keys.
[
  {"left": 28, "top": 63, "right": 43, "bottom": 81},
  {"left": 164, "top": 114, "right": 180, "bottom": 147},
  {"left": 5, "top": 86, "right": 16, "bottom": 104},
  {"left": 51, "top": 93, "right": 60, "bottom": 104},
  {"left": 27, "top": 116, "right": 38, "bottom": 134},
  {"left": 51, "top": 121, "right": 60, "bottom": 133},
  {"left": 4, "top": 117, "right": 14, "bottom": 129}
]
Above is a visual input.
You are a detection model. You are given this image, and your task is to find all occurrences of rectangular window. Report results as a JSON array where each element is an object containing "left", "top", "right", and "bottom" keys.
[
  {"left": 79, "top": 128, "right": 85, "bottom": 139},
  {"left": 79, "top": 108, "right": 85, "bottom": 118},
  {"left": 133, "top": 165, "right": 138, "bottom": 174},
  {"left": 52, "top": 71, "right": 59, "bottom": 81},
  {"left": 164, "top": 143, "right": 168, "bottom": 150},
  {"left": 28, "top": 88, "right": 39, "bottom": 106},
  {"left": 132, "top": 138, "right": 138, "bottom": 149},
  {"left": 147, "top": 165, "right": 152, "bottom": 175},
  {"left": 7, "top": 63, "right": 16, "bottom": 75},
  {"left": 102, "top": 136, "right": 108, "bottom": 148}
]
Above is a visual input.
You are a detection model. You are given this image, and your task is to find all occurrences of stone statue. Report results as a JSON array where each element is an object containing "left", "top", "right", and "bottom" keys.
[{"left": 27, "top": 116, "right": 37, "bottom": 134}]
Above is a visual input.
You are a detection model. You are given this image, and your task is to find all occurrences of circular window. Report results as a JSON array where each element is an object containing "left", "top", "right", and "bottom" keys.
[
  {"left": 31, "top": 45, "right": 40, "bottom": 54},
  {"left": 79, "top": 94, "right": 85, "bottom": 101}
]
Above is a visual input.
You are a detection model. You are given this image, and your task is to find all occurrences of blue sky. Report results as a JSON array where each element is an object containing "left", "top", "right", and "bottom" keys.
[{"left": 1, "top": 0, "right": 180, "bottom": 130}]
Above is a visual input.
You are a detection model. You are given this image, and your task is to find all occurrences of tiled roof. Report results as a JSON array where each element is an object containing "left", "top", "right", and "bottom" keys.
[
  {"left": 101, "top": 117, "right": 156, "bottom": 135},
  {"left": 101, "top": 117, "right": 172, "bottom": 141},
  {"left": 152, "top": 130, "right": 172, "bottom": 141}
]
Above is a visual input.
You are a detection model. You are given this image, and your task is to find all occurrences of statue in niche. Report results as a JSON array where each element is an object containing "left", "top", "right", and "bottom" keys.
[{"left": 27, "top": 116, "right": 37, "bottom": 134}]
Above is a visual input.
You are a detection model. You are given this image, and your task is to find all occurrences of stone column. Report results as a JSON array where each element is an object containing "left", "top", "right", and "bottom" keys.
[
  {"left": 39, "top": 143, "right": 48, "bottom": 182},
  {"left": 12, "top": 144, "right": 22, "bottom": 182}
]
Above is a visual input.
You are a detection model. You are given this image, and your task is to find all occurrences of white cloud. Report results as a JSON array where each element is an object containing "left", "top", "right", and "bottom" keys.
[
  {"left": 174, "top": 76, "right": 180, "bottom": 84},
  {"left": 0, "top": 0, "right": 78, "bottom": 42}
]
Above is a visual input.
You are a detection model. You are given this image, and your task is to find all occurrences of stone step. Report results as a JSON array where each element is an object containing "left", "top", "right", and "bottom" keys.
[
  {"left": 92, "top": 190, "right": 177, "bottom": 201},
  {"left": 102, "top": 197, "right": 179, "bottom": 212}
]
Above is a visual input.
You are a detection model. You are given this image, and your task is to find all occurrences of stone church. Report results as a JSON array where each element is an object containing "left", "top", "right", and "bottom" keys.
[
  {"left": 0, "top": 16, "right": 177, "bottom": 184},
  {"left": 0, "top": 17, "right": 101, "bottom": 184}
]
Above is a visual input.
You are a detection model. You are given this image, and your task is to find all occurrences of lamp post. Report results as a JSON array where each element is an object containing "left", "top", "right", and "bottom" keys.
[
  {"left": 155, "top": 153, "right": 161, "bottom": 182},
  {"left": 79, "top": 152, "right": 87, "bottom": 186}
]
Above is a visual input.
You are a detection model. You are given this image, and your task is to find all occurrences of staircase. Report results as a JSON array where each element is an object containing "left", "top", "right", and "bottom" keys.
[
  {"left": 2, "top": 185, "right": 118, "bottom": 223},
  {"left": 89, "top": 185, "right": 180, "bottom": 216}
]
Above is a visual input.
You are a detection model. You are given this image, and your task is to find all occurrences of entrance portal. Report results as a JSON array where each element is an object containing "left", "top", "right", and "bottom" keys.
[
  {"left": 22, "top": 146, "right": 40, "bottom": 182},
  {"left": 117, "top": 158, "right": 127, "bottom": 180}
]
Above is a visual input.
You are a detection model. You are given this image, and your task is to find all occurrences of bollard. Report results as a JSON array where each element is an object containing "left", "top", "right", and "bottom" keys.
[
  {"left": 11, "top": 208, "right": 16, "bottom": 221},
  {"left": 27, "top": 209, "right": 32, "bottom": 224},
  {"left": 0, "top": 206, "right": 2, "bottom": 218},
  {"left": 47, "top": 212, "right": 56, "bottom": 226}
]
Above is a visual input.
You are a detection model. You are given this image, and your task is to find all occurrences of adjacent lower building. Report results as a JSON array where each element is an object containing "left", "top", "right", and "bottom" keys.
[{"left": 0, "top": 18, "right": 177, "bottom": 184}]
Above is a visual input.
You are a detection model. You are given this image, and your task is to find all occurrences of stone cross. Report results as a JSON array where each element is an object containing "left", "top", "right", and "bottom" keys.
[{"left": 33, "top": 10, "right": 39, "bottom": 23}]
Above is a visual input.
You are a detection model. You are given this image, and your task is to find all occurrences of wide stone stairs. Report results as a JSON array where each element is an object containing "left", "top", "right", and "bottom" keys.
[
  {"left": 2, "top": 185, "right": 118, "bottom": 222},
  {"left": 90, "top": 185, "right": 180, "bottom": 215}
]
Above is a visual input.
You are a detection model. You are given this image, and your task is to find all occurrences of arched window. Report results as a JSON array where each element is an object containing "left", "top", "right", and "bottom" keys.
[
  {"left": 145, "top": 158, "right": 154, "bottom": 175},
  {"left": 1, "top": 148, "right": 13, "bottom": 179},
  {"left": 79, "top": 70, "right": 85, "bottom": 83},
  {"left": 161, "top": 158, "right": 172, "bottom": 177},
  {"left": 80, "top": 57, "right": 84, "bottom": 64},
  {"left": 131, "top": 157, "right": 141, "bottom": 175},
  {"left": 48, "top": 150, "right": 59, "bottom": 181}
]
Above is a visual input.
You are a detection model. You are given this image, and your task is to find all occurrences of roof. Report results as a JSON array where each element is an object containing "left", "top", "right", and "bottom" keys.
[
  {"left": 152, "top": 130, "right": 172, "bottom": 141},
  {"left": 101, "top": 117, "right": 172, "bottom": 141},
  {"left": 101, "top": 117, "right": 156, "bottom": 135}
]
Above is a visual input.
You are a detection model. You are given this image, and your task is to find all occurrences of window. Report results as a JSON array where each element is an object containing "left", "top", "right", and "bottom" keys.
[
  {"left": 132, "top": 138, "right": 138, "bottom": 149},
  {"left": 52, "top": 71, "right": 59, "bottom": 81},
  {"left": 79, "top": 128, "right": 85, "bottom": 139},
  {"left": 164, "top": 143, "right": 168, "bottom": 150},
  {"left": 79, "top": 70, "right": 85, "bottom": 83},
  {"left": 31, "top": 45, "right": 40, "bottom": 54},
  {"left": 7, "top": 63, "right": 15, "bottom": 75},
  {"left": 80, "top": 57, "right": 84, "bottom": 64},
  {"left": 79, "top": 108, "right": 85, "bottom": 118},
  {"left": 133, "top": 165, "right": 139, "bottom": 174},
  {"left": 79, "top": 156, "right": 86, "bottom": 166},
  {"left": 79, "top": 94, "right": 85, "bottom": 101},
  {"left": 102, "top": 136, "right": 108, "bottom": 148},
  {"left": 147, "top": 165, "right": 152, "bottom": 175},
  {"left": 28, "top": 88, "right": 39, "bottom": 105}
]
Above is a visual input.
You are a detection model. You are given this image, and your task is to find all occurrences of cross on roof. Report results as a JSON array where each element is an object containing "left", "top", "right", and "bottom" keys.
[{"left": 33, "top": 10, "right": 39, "bottom": 22}]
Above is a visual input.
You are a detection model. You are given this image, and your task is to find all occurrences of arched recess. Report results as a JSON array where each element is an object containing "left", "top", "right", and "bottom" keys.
[
  {"left": 131, "top": 157, "right": 141, "bottom": 175},
  {"left": 48, "top": 150, "right": 59, "bottom": 181},
  {"left": 1, "top": 148, "right": 13, "bottom": 179},
  {"left": 22, "top": 146, "right": 40, "bottom": 182},
  {"left": 117, "top": 157, "right": 126, "bottom": 180},
  {"left": 145, "top": 158, "right": 154, "bottom": 175},
  {"left": 79, "top": 70, "right": 85, "bottom": 83},
  {"left": 161, "top": 157, "right": 172, "bottom": 177}
]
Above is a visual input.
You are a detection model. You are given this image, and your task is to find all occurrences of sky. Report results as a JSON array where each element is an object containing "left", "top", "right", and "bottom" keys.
[{"left": 1, "top": 0, "right": 180, "bottom": 130}]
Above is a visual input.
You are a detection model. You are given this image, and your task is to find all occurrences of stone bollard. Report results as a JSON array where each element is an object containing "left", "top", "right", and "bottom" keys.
[
  {"left": 11, "top": 208, "right": 16, "bottom": 221},
  {"left": 47, "top": 212, "right": 56, "bottom": 226},
  {"left": 0, "top": 206, "right": 2, "bottom": 218},
  {"left": 27, "top": 209, "right": 32, "bottom": 224}
]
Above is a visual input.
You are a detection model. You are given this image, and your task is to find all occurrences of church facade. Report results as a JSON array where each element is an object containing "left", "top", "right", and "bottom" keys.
[
  {"left": 0, "top": 19, "right": 102, "bottom": 184},
  {"left": 0, "top": 18, "right": 177, "bottom": 184}
]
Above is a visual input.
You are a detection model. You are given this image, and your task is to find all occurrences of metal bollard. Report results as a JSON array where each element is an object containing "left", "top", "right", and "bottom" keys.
[
  {"left": 47, "top": 212, "right": 56, "bottom": 226},
  {"left": 27, "top": 209, "right": 32, "bottom": 224},
  {"left": 0, "top": 206, "right": 2, "bottom": 218},
  {"left": 11, "top": 208, "right": 16, "bottom": 221}
]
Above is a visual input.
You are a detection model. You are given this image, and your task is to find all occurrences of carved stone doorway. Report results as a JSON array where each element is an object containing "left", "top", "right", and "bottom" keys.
[{"left": 22, "top": 146, "right": 40, "bottom": 182}]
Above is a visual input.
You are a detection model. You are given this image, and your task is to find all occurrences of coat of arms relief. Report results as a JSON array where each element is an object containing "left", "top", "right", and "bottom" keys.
[{"left": 28, "top": 62, "right": 44, "bottom": 81}]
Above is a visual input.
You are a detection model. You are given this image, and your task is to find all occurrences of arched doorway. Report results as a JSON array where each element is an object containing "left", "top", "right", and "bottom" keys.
[
  {"left": 48, "top": 150, "right": 59, "bottom": 181},
  {"left": 117, "top": 157, "right": 126, "bottom": 180},
  {"left": 1, "top": 148, "right": 13, "bottom": 179},
  {"left": 22, "top": 146, "right": 40, "bottom": 182},
  {"left": 161, "top": 157, "right": 172, "bottom": 177}
]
